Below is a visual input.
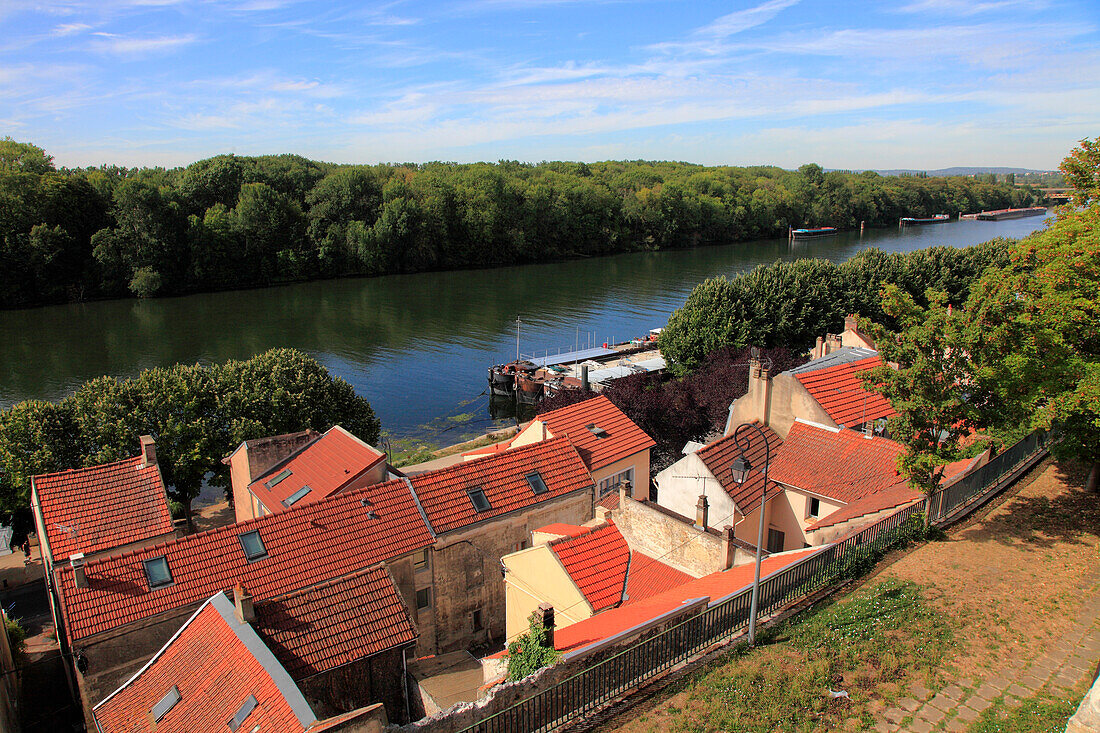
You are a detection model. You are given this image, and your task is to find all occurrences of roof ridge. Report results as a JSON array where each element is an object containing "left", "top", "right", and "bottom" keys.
[
  {"left": 547, "top": 519, "right": 614, "bottom": 550},
  {"left": 33, "top": 454, "right": 144, "bottom": 482}
]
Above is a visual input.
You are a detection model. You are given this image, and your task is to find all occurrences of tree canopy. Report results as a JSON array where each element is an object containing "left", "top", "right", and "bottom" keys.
[{"left": 0, "top": 348, "right": 380, "bottom": 517}]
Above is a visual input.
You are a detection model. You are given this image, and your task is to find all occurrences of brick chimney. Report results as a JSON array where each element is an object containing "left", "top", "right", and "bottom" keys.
[
  {"left": 746, "top": 357, "right": 773, "bottom": 427},
  {"left": 844, "top": 314, "right": 858, "bottom": 333},
  {"left": 233, "top": 583, "right": 255, "bottom": 624},
  {"left": 139, "top": 435, "right": 157, "bottom": 468},
  {"left": 70, "top": 553, "right": 88, "bottom": 588},
  {"left": 535, "top": 602, "right": 555, "bottom": 650},
  {"left": 813, "top": 336, "right": 825, "bottom": 360},
  {"left": 723, "top": 525, "right": 737, "bottom": 570},
  {"left": 694, "top": 494, "right": 709, "bottom": 530}
]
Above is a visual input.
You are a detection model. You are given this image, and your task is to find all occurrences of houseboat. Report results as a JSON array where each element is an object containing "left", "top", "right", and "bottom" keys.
[
  {"left": 975, "top": 207, "right": 1047, "bottom": 221},
  {"left": 790, "top": 226, "right": 838, "bottom": 239},
  {"left": 900, "top": 214, "right": 950, "bottom": 226}
]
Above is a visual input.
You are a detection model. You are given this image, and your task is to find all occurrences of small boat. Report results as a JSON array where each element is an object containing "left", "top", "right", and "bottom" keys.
[
  {"left": 514, "top": 372, "right": 546, "bottom": 403},
  {"left": 900, "top": 214, "right": 950, "bottom": 226},
  {"left": 791, "top": 226, "right": 838, "bottom": 239}
]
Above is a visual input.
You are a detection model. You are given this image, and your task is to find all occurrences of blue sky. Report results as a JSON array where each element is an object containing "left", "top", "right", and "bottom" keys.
[{"left": 3, "top": 0, "right": 1097, "bottom": 169}]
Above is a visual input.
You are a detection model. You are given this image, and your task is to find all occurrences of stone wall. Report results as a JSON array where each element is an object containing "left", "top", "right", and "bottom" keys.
[
  {"left": 301, "top": 646, "right": 412, "bottom": 725},
  {"left": 614, "top": 494, "right": 741, "bottom": 577}
]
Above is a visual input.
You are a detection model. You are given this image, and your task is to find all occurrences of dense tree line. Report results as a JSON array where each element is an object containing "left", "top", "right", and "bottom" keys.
[
  {"left": 0, "top": 348, "right": 380, "bottom": 519},
  {"left": 658, "top": 241, "right": 1013, "bottom": 371},
  {"left": 0, "top": 138, "right": 1038, "bottom": 308}
]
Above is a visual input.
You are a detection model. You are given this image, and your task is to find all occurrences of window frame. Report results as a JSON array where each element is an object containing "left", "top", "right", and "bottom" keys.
[
  {"left": 525, "top": 471, "right": 549, "bottom": 495},
  {"left": 467, "top": 487, "right": 492, "bottom": 513},
  {"left": 415, "top": 587, "right": 431, "bottom": 610},
  {"left": 413, "top": 548, "right": 430, "bottom": 570},
  {"left": 238, "top": 530, "right": 268, "bottom": 562},
  {"left": 143, "top": 556, "right": 173, "bottom": 589},
  {"left": 807, "top": 496, "right": 821, "bottom": 519}
]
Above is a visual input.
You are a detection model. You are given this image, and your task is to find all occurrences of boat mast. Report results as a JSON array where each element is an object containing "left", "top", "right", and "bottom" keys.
[{"left": 516, "top": 317, "right": 521, "bottom": 362}]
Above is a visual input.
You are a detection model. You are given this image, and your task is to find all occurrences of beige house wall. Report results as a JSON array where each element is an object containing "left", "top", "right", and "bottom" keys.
[
  {"left": 228, "top": 450, "right": 256, "bottom": 523},
  {"left": 502, "top": 545, "right": 591, "bottom": 643},
  {"left": 653, "top": 453, "right": 740, "bottom": 535},
  {"left": 592, "top": 450, "right": 650, "bottom": 501},
  {"left": 510, "top": 420, "right": 548, "bottom": 449},
  {"left": 726, "top": 372, "right": 837, "bottom": 440}
]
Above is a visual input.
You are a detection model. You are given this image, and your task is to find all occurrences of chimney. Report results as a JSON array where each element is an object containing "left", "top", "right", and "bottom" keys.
[
  {"left": 535, "top": 603, "right": 555, "bottom": 650},
  {"left": 694, "top": 494, "right": 709, "bottom": 530},
  {"left": 139, "top": 435, "right": 157, "bottom": 468},
  {"left": 827, "top": 333, "right": 842, "bottom": 353},
  {"left": 70, "top": 553, "right": 88, "bottom": 588},
  {"left": 814, "top": 336, "right": 825, "bottom": 360},
  {"left": 233, "top": 583, "right": 255, "bottom": 624},
  {"left": 723, "top": 525, "right": 737, "bottom": 570},
  {"left": 747, "top": 358, "right": 773, "bottom": 427},
  {"left": 580, "top": 364, "right": 590, "bottom": 392}
]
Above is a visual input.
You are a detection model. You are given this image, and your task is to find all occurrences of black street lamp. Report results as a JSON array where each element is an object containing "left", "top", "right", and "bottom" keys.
[{"left": 729, "top": 421, "right": 772, "bottom": 646}]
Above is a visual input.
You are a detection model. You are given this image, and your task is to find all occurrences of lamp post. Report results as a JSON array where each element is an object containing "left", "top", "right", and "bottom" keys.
[{"left": 728, "top": 421, "right": 772, "bottom": 646}]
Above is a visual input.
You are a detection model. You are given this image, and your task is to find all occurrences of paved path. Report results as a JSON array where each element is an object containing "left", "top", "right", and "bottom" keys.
[{"left": 877, "top": 568, "right": 1100, "bottom": 732}]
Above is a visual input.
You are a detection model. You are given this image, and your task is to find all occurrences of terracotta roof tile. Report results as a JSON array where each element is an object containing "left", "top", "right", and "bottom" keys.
[
  {"left": 33, "top": 456, "right": 174, "bottom": 561},
  {"left": 695, "top": 423, "right": 783, "bottom": 516},
  {"left": 549, "top": 522, "right": 630, "bottom": 613},
  {"left": 769, "top": 421, "right": 907, "bottom": 503},
  {"left": 248, "top": 426, "right": 385, "bottom": 513},
  {"left": 793, "top": 356, "right": 896, "bottom": 428},
  {"left": 623, "top": 552, "right": 693, "bottom": 605},
  {"left": 92, "top": 594, "right": 310, "bottom": 733},
  {"left": 409, "top": 437, "right": 593, "bottom": 534},
  {"left": 538, "top": 396, "right": 655, "bottom": 471},
  {"left": 534, "top": 523, "right": 591, "bottom": 539},
  {"left": 255, "top": 565, "right": 416, "bottom": 679},
  {"left": 596, "top": 492, "right": 620, "bottom": 511},
  {"left": 553, "top": 547, "right": 825, "bottom": 653},
  {"left": 806, "top": 484, "right": 922, "bottom": 531},
  {"left": 56, "top": 478, "right": 432, "bottom": 641}
]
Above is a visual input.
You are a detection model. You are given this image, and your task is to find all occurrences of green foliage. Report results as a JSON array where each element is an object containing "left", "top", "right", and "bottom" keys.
[
  {"left": 0, "top": 348, "right": 380, "bottom": 514},
  {"left": 505, "top": 611, "right": 563, "bottom": 681},
  {"left": 660, "top": 242, "right": 1010, "bottom": 371},
  {"left": 0, "top": 139, "right": 1038, "bottom": 309},
  {"left": 4, "top": 616, "right": 26, "bottom": 664},
  {"left": 968, "top": 692, "right": 1079, "bottom": 733},
  {"left": 1060, "top": 137, "right": 1100, "bottom": 206}
]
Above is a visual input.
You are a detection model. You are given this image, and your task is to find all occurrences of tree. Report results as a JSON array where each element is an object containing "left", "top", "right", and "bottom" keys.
[
  {"left": 860, "top": 288, "right": 981, "bottom": 521},
  {"left": 0, "top": 138, "right": 53, "bottom": 174},
  {"left": 504, "top": 611, "right": 562, "bottom": 681},
  {"left": 1060, "top": 137, "right": 1100, "bottom": 206}
]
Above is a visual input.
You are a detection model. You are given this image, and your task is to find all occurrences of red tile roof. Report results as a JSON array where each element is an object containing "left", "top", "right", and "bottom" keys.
[
  {"left": 549, "top": 522, "right": 630, "bottom": 613},
  {"left": 793, "top": 356, "right": 896, "bottom": 428},
  {"left": 596, "top": 492, "right": 620, "bottom": 511},
  {"left": 553, "top": 547, "right": 825, "bottom": 653},
  {"left": 806, "top": 484, "right": 922, "bottom": 531},
  {"left": 33, "top": 456, "right": 174, "bottom": 562},
  {"left": 769, "top": 421, "right": 907, "bottom": 503},
  {"left": 255, "top": 565, "right": 417, "bottom": 679},
  {"left": 537, "top": 395, "right": 655, "bottom": 471},
  {"left": 93, "top": 593, "right": 312, "bottom": 733},
  {"left": 56, "top": 478, "right": 432, "bottom": 641},
  {"left": 548, "top": 522, "right": 693, "bottom": 614},
  {"left": 248, "top": 426, "right": 385, "bottom": 513},
  {"left": 696, "top": 423, "right": 783, "bottom": 516},
  {"left": 534, "top": 523, "right": 591, "bottom": 539},
  {"left": 409, "top": 437, "right": 593, "bottom": 534}
]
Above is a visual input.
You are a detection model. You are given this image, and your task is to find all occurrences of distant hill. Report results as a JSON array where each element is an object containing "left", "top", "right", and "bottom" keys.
[{"left": 866, "top": 166, "right": 1056, "bottom": 176}]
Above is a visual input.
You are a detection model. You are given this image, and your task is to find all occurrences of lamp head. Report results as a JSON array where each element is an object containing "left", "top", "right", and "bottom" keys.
[{"left": 730, "top": 455, "right": 752, "bottom": 484}]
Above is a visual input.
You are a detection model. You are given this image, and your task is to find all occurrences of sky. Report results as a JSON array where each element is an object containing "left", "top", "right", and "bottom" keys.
[{"left": 2, "top": 0, "right": 1098, "bottom": 170}]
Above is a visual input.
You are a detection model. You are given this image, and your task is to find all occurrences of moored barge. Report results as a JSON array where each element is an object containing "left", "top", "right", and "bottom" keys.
[
  {"left": 791, "top": 226, "right": 838, "bottom": 239},
  {"left": 975, "top": 207, "right": 1047, "bottom": 221},
  {"left": 900, "top": 214, "right": 950, "bottom": 226}
]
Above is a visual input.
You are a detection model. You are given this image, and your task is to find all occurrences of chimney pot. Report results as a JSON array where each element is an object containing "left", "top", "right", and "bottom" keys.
[
  {"left": 233, "top": 583, "right": 256, "bottom": 624},
  {"left": 70, "top": 553, "right": 88, "bottom": 588},
  {"left": 139, "top": 435, "right": 157, "bottom": 468},
  {"left": 694, "top": 494, "right": 709, "bottom": 530},
  {"left": 535, "top": 602, "right": 555, "bottom": 650},
  {"left": 723, "top": 525, "right": 736, "bottom": 570}
]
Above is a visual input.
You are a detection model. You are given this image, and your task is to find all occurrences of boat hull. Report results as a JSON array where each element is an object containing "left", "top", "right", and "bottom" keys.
[{"left": 791, "top": 227, "right": 838, "bottom": 238}]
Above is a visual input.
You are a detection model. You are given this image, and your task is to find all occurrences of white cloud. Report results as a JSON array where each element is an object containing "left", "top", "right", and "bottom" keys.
[
  {"left": 696, "top": 0, "right": 801, "bottom": 39},
  {"left": 90, "top": 32, "right": 197, "bottom": 55},
  {"left": 898, "top": 0, "right": 1050, "bottom": 15},
  {"left": 52, "top": 22, "right": 92, "bottom": 35}
]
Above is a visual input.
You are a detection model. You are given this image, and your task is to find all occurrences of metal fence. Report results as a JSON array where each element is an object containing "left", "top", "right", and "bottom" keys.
[
  {"left": 456, "top": 431, "right": 1048, "bottom": 733},
  {"left": 928, "top": 431, "right": 1047, "bottom": 524},
  {"left": 461, "top": 503, "right": 924, "bottom": 733}
]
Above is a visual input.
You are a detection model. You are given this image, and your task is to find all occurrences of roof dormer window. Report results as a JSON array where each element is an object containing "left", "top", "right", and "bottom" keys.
[
  {"left": 468, "top": 487, "right": 491, "bottom": 513},
  {"left": 143, "top": 556, "right": 173, "bottom": 589}
]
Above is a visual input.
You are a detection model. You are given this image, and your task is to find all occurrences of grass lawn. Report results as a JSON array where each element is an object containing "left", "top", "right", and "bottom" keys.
[
  {"left": 616, "top": 579, "right": 953, "bottom": 733},
  {"left": 967, "top": 691, "right": 1080, "bottom": 733}
]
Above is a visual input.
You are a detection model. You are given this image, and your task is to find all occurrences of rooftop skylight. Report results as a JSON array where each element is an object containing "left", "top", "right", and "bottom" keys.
[
  {"left": 238, "top": 530, "right": 267, "bottom": 561},
  {"left": 525, "top": 472, "right": 549, "bottom": 495},
  {"left": 143, "top": 556, "right": 173, "bottom": 589},
  {"left": 152, "top": 685, "right": 180, "bottom": 722},
  {"left": 228, "top": 694, "right": 258, "bottom": 731},
  {"left": 266, "top": 468, "right": 292, "bottom": 488},
  {"left": 586, "top": 423, "right": 608, "bottom": 438},
  {"left": 281, "top": 485, "right": 311, "bottom": 508},
  {"left": 468, "top": 487, "right": 491, "bottom": 513}
]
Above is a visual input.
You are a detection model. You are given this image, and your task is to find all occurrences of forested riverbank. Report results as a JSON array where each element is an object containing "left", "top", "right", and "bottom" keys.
[{"left": 0, "top": 138, "right": 1040, "bottom": 309}]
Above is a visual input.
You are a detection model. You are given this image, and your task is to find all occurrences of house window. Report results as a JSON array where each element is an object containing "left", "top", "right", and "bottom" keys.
[
  {"left": 472, "top": 609, "right": 483, "bottom": 631},
  {"left": 766, "top": 528, "right": 785, "bottom": 554},
  {"left": 597, "top": 467, "right": 634, "bottom": 497},
  {"left": 413, "top": 548, "right": 430, "bottom": 569},
  {"left": 415, "top": 587, "right": 431, "bottom": 610},
  {"left": 513, "top": 539, "right": 528, "bottom": 553},
  {"left": 152, "top": 686, "right": 180, "bottom": 722},
  {"left": 228, "top": 695, "right": 258, "bottom": 731},
  {"left": 238, "top": 531, "right": 267, "bottom": 561},
  {"left": 525, "top": 472, "right": 549, "bottom": 495},
  {"left": 807, "top": 497, "right": 821, "bottom": 518},
  {"left": 467, "top": 487, "right": 492, "bottom": 513},
  {"left": 143, "top": 556, "right": 173, "bottom": 589}
]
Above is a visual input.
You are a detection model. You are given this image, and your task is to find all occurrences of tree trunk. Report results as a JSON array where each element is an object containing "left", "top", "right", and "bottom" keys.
[
  {"left": 923, "top": 494, "right": 932, "bottom": 529},
  {"left": 1087, "top": 461, "right": 1100, "bottom": 493}
]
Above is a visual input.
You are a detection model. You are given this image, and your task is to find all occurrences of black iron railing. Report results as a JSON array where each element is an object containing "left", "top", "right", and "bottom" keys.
[{"left": 928, "top": 431, "right": 1047, "bottom": 524}]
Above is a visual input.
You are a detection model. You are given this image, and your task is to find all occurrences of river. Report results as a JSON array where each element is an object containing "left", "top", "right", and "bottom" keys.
[{"left": 0, "top": 215, "right": 1052, "bottom": 445}]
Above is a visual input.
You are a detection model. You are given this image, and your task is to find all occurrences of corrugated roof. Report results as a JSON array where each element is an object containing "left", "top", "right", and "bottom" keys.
[
  {"left": 409, "top": 437, "right": 593, "bottom": 534},
  {"left": 254, "top": 565, "right": 417, "bottom": 679},
  {"left": 56, "top": 478, "right": 432, "bottom": 641},
  {"left": 538, "top": 395, "right": 655, "bottom": 471},
  {"left": 33, "top": 455, "right": 174, "bottom": 561},
  {"left": 248, "top": 426, "right": 385, "bottom": 513},
  {"left": 695, "top": 423, "right": 784, "bottom": 516},
  {"left": 769, "top": 421, "right": 907, "bottom": 504},
  {"left": 92, "top": 593, "right": 312, "bottom": 733},
  {"left": 527, "top": 347, "right": 617, "bottom": 367},
  {"left": 792, "top": 356, "right": 896, "bottom": 428}
]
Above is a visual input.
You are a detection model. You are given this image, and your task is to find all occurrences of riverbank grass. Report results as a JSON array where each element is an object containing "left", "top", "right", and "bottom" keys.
[{"left": 624, "top": 579, "right": 952, "bottom": 733}]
